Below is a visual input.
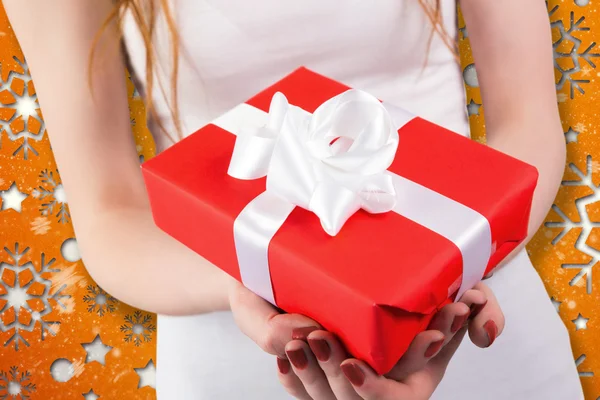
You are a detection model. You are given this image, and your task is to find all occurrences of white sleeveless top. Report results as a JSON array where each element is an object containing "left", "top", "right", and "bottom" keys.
[{"left": 123, "top": 2, "right": 584, "bottom": 399}]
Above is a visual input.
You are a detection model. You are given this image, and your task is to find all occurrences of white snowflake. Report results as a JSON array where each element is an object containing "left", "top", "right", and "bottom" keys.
[
  {"left": 32, "top": 169, "right": 70, "bottom": 224},
  {"left": 545, "top": 156, "right": 600, "bottom": 294},
  {"left": 575, "top": 354, "right": 594, "bottom": 378},
  {"left": 0, "top": 366, "right": 36, "bottom": 400},
  {"left": 0, "top": 243, "right": 70, "bottom": 350},
  {"left": 0, "top": 56, "right": 46, "bottom": 159},
  {"left": 549, "top": 5, "right": 600, "bottom": 98},
  {"left": 120, "top": 310, "right": 156, "bottom": 347}
]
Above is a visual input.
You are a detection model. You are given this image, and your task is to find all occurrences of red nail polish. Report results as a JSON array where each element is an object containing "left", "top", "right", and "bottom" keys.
[
  {"left": 469, "top": 301, "right": 487, "bottom": 320},
  {"left": 277, "top": 357, "right": 291, "bottom": 374},
  {"left": 308, "top": 338, "right": 331, "bottom": 362},
  {"left": 341, "top": 363, "right": 365, "bottom": 387},
  {"left": 483, "top": 320, "right": 498, "bottom": 347},
  {"left": 291, "top": 326, "right": 319, "bottom": 341},
  {"left": 424, "top": 338, "right": 445, "bottom": 358},
  {"left": 482, "top": 272, "right": 494, "bottom": 280},
  {"left": 286, "top": 348, "right": 308, "bottom": 370},
  {"left": 451, "top": 312, "right": 470, "bottom": 333}
]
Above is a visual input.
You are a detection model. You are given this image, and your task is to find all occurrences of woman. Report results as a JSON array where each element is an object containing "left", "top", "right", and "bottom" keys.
[{"left": 5, "top": 0, "right": 584, "bottom": 399}]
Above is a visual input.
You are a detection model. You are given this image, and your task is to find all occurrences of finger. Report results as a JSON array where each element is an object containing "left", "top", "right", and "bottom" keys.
[
  {"left": 341, "top": 359, "right": 414, "bottom": 400},
  {"left": 468, "top": 282, "right": 505, "bottom": 348},
  {"left": 277, "top": 357, "right": 313, "bottom": 400},
  {"left": 428, "top": 326, "right": 468, "bottom": 374},
  {"left": 427, "top": 301, "right": 471, "bottom": 341},
  {"left": 286, "top": 340, "right": 336, "bottom": 400},
  {"left": 307, "top": 331, "right": 362, "bottom": 400},
  {"left": 402, "top": 327, "right": 469, "bottom": 397},
  {"left": 386, "top": 329, "right": 445, "bottom": 381},
  {"left": 456, "top": 287, "right": 488, "bottom": 319},
  {"left": 229, "top": 282, "right": 320, "bottom": 357}
]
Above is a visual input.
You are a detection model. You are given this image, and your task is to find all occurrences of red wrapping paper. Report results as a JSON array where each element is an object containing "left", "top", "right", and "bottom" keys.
[{"left": 141, "top": 67, "right": 538, "bottom": 374}]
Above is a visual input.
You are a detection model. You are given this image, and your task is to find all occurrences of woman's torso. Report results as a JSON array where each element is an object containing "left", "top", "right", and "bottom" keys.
[
  {"left": 123, "top": 0, "right": 468, "bottom": 153},
  {"left": 122, "top": 2, "right": 582, "bottom": 399}
]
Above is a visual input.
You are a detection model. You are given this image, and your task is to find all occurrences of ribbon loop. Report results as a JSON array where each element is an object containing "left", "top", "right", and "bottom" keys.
[
  {"left": 228, "top": 89, "right": 400, "bottom": 236},
  {"left": 227, "top": 92, "right": 290, "bottom": 180}
]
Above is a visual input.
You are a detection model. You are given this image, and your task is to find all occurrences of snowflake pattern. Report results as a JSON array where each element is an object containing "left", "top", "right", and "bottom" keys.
[
  {"left": 83, "top": 285, "right": 118, "bottom": 317},
  {"left": 0, "top": 56, "right": 46, "bottom": 159},
  {"left": 549, "top": 4, "right": 600, "bottom": 98},
  {"left": 575, "top": 354, "right": 594, "bottom": 378},
  {"left": 545, "top": 155, "right": 600, "bottom": 294},
  {"left": 0, "top": 14, "right": 155, "bottom": 398},
  {"left": 120, "top": 311, "right": 156, "bottom": 347},
  {"left": 31, "top": 169, "right": 70, "bottom": 224},
  {"left": 0, "top": 243, "right": 70, "bottom": 350},
  {"left": 30, "top": 216, "right": 51, "bottom": 235},
  {"left": 0, "top": 366, "right": 36, "bottom": 400}
]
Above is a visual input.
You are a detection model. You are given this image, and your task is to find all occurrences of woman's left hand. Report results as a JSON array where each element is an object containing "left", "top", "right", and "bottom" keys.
[{"left": 276, "top": 281, "right": 504, "bottom": 400}]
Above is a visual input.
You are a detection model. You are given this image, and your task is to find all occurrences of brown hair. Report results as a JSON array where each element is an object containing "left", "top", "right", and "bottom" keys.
[
  {"left": 92, "top": 0, "right": 456, "bottom": 144},
  {"left": 417, "top": 0, "right": 458, "bottom": 63}
]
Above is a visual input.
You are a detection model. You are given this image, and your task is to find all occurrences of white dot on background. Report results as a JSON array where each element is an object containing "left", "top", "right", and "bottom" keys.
[
  {"left": 7, "top": 381, "right": 21, "bottom": 395},
  {"left": 53, "top": 184, "right": 67, "bottom": 204},
  {"left": 575, "top": 0, "right": 589, "bottom": 6},
  {"left": 463, "top": 64, "right": 479, "bottom": 87},
  {"left": 132, "top": 324, "right": 144, "bottom": 335},
  {"left": 95, "top": 294, "right": 107, "bottom": 305},
  {"left": 568, "top": 300, "right": 577, "bottom": 309},
  {"left": 60, "top": 238, "right": 81, "bottom": 262},
  {"left": 50, "top": 358, "right": 75, "bottom": 382}
]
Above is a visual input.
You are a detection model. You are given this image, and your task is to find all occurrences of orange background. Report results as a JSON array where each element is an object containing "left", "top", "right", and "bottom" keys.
[{"left": 0, "top": 1, "right": 599, "bottom": 399}]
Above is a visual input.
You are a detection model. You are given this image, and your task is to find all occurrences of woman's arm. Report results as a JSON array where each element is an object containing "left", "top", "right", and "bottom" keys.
[
  {"left": 460, "top": 0, "right": 565, "bottom": 257},
  {"left": 4, "top": 0, "right": 232, "bottom": 314}
]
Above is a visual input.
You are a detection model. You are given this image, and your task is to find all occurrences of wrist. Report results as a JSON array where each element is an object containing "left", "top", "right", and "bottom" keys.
[{"left": 208, "top": 268, "right": 236, "bottom": 312}]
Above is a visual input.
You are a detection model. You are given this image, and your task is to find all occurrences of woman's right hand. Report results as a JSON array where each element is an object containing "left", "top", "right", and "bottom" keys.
[
  {"left": 228, "top": 279, "right": 323, "bottom": 360},
  {"left": 229, "top": 279, "right": 504, "bottom": 400}
]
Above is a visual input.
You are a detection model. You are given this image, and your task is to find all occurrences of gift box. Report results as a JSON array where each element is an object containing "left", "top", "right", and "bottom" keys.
[{"left": 141, "top": 67, "right": 538, "bottom": 374}]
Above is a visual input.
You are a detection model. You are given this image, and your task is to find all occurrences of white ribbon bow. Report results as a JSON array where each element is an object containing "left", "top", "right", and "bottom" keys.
[{"left": 228, "top": 89, "right": 400, "bottom": 236}]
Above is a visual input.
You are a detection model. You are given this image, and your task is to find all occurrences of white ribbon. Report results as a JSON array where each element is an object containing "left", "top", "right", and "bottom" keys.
[
  {"left": 229, "top": 90, "right": 403, "bottom": 236},
  {"left": 214, "top": 90, "right": 492, "bottom": 305}
]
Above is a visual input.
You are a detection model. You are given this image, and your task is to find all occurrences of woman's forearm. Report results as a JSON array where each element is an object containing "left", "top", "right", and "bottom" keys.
[
  {"left": 484, "top": 120, "right": 564, "bottom": 270},
  {"left": 460, "top": 0, "right": 564, "bottom": 264},
  {"left": 80, "top": 205, "right": 233, "bottom": 315},
  {"left": 3, "top": 1, "right": 234, "bottom": 315},
  {"left": 486, "top": 119, "right": 565, "bottom": 243}
]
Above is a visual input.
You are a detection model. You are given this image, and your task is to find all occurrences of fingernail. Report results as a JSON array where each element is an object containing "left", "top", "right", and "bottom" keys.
[
  {"left": 341, "top": 362, "right": 365, "bottom": 387},
  {"left": 482, "top": 272, "right": 494, "bottom": 280},
  {"left": 424, "top": 338, "right": 445, "bottom": 358},
  {"left": 469, "top": 300, "right": 487, "bottom": 320},
  {"left": 291, "top": 326, "right": 319, "bottom": 341},
  {"left": 451, "top": 312, "right": 470, "bottom": 333},
  {"left": 483, "top": 320, "right": 498, "bottom": 347},
  {"left": 286, "top": 348, "right": 308, "bottom": 370},
  {"left": 277, "top": 357, "right": 291, "bottom": 374},
  {"left": 308, "top": 338, "right": 331, "bottom": 362}
]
